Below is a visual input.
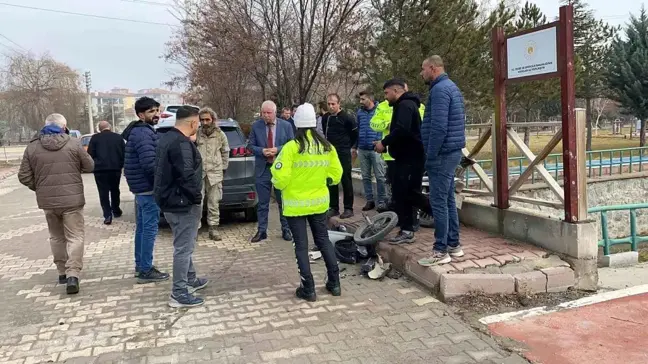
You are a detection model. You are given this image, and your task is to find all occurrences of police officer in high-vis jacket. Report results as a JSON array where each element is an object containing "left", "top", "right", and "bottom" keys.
[
  {"left": 370, "top": 94, "right": 425, "bottom": 211},
  {"left": 271, "top": 103, "right": 344, "bottom": 302}
]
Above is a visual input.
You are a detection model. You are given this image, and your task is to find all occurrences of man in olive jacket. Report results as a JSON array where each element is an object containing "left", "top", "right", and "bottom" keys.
[{"left": 18, "top": 113, "right": 94, "bottom": 295}]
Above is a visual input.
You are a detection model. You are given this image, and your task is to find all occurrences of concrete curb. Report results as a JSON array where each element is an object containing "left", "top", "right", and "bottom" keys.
[
  {"left": 599, "top": 251, "right": 639, "bottom": 268},
  {"left": 377, "top": 241, "right": 576, "bottom": 301},
  {"left": 350, "top": 173, "right": 578, "bottom": 300}
]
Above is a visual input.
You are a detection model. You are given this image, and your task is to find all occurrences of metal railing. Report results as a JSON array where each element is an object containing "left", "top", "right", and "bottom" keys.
[
  {"left": 588, "top": 203, "right": 648, "bottom": 255},
  {"left": 464, "top": 146, "right": 648, "bottom": 189}
]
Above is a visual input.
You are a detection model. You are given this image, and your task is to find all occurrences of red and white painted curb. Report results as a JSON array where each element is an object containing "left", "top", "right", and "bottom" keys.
[{"left": 479, "top": 284, "right": 648, "bottom": 325}]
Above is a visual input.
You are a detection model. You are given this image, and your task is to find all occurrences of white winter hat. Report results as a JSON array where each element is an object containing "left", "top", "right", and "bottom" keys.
[{"left": 293, "top": 103, "right": 317, "bottom": 129}]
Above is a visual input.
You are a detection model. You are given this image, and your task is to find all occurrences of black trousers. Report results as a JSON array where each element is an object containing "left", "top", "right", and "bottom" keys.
[
  {"left": 94, "top": 171, "right": 122, "bottom": 219},
  {"left": 385, "top": 160, "right": 395, "bottom": 186},
  {"left": 391, "top": 161, "right": 431, "bottom": 231},
  {"left": 287, "top": 213, "right": 339, "bottom": 283},
  {"left": 329, "top": 150, "right": 354, "bottom": 211}
]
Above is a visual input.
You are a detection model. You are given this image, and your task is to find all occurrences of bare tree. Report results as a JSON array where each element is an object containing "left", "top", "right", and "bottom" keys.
[
  {"left": 0, "top": 53, "right": 84, "bottom": 132},
  {"left": 165, "top": 0, "right": 367, "bottom": 118},
  {"left": 592, "top": 97, "right": 610, "bottom": 136}
]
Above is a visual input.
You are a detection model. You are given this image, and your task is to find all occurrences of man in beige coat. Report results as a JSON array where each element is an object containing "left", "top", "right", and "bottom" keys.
[
  {"left": 18, "top": 113, "right": 94, "bottom": 294},
  {"left": 196, "top": 107, "right": 230, "bottom": 240}
]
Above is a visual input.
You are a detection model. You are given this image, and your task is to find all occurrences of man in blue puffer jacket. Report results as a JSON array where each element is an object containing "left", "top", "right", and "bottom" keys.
[
  {"left": 122, "top": 97, "right": 170, "bottom": 283},
  {"left": 354, "top": 90, "right": 388, "bottom": 211},
  {"left": 418, "top": 55, "right": 467, "bottom": 267}
]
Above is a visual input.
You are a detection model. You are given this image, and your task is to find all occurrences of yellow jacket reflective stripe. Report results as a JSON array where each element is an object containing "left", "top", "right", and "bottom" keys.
[
  {"left": 271, "top": 130, "right": 343, "bottom": 217},
  {"left": 370, "top": 101, "right": 425, "bottom": 161}
]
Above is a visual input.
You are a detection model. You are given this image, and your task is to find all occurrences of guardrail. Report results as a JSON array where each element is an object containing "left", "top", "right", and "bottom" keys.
[
  {"left": 464, "top": 146, "right": 648, "bottom": 189},
  {"left": 352, "top": 147, "right": 648, "bottom": 190},
  {"left": 588, "top": 203, "right": 648, "bottom": 255}
]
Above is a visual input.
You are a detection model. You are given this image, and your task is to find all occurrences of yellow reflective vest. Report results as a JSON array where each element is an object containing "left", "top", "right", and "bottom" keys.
[
  {"left": 271, "top": 131, "right": 343, "bottom": 217},
  {"left": 370, "top": 100, "right": 425, "bottom": 161}
]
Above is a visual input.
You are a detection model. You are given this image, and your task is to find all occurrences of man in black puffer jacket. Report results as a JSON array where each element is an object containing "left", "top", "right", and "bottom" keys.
[
  {"left": 154, "top": 106, "right": 208, "bottom": 308},
  {"left": 374, "top": 78, "right": 432, "bottom": 245}
]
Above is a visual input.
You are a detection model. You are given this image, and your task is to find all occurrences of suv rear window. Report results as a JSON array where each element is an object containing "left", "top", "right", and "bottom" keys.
[{"left": 222, "top": 126, "right": 244, "bottom": 147}]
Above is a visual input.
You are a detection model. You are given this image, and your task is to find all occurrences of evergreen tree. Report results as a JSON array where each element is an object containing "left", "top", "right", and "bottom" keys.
[
  {"left": 607, "top": 6, "right": 648, "bottom": 146},
  {"left": 562, "top": 0, "right": 616, "bottom": 150}
]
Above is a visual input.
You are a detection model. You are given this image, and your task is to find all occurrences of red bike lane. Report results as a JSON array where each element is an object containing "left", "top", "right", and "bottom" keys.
[{"left": 487, "top": 292, "right": 648, "bottom": 364}]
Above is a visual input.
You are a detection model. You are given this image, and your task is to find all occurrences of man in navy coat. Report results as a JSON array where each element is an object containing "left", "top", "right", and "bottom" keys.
[
  {"left": 247, "top": 100, "right": 295, "bottom": 242},
  {"left": 418, "top": 55, "right": 467, "bottom": 267}
]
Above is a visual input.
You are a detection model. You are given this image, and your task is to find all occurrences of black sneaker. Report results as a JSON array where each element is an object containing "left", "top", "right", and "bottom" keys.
[
  {"left": 282, "top": 229, "right": 293, "bottom": 241},
  {"left": 66, "top": 277, "right": 79, "bottom": 295},
  {"left": 137, "top": 267, "right": 170, "bottom": 284},
  {"left": 168, "top": 292, "right": 204, "bottom": 308},
  {"left": 295, "top": 286, "right": 316, "bottom": 302},
  {"left": 376, "top": 203, "right": 389, "bottom": 213},
  {"left": 188, "top": 277, "right": 209, "bottom": 293},
  {"left": 250, "top": 231, "right": 267, "bottom": 243},
  {"left": 113, "top": 209, "right": 123, "bottom": 218},
  {"left": 58, "top": 275, "right": 66, "bottom": 284},
  {"left": 389, "top": 231, "right": 415, "bottom": 245},
  {"left": 339, "top": 209, "right": 354, "bottom": 219},
  {"left": 362, "top": 201, "right": 375, "bottom": 211},
  {"left": 327, "top": 209, "right": 340, "bottom": 218}
]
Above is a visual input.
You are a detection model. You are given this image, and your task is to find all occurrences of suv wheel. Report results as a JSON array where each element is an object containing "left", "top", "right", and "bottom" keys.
[{"left": 245, "top": 207, "right": 258, "bottom": 222}]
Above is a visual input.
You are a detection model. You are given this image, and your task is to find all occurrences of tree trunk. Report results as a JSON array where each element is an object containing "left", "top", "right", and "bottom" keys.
[
  {"left": 641, "top": 119, "right": 646, "bottom": 147},
  {"left": 585, "top": 97, "right": 593, "bottom": 151}
]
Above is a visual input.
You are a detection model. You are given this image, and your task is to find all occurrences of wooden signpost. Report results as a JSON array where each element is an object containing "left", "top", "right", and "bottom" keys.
[{"left": 490, "top": 4, "right": 586, "bottom": 223}]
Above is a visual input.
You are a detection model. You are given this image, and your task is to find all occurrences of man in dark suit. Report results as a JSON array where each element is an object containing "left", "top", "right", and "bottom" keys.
[
  {"left": 247, "top": 100, "right": 295, "bottom": 243},
  {"left": 88, "top": 120, "right": 125, "bottom": 225}
]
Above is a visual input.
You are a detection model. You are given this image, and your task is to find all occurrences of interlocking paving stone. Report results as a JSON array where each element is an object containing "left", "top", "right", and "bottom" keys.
[{"left": 0, "top": 174, "right": 527, "bottom": 363}]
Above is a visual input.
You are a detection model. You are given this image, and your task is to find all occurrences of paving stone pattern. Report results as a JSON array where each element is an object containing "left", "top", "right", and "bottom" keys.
[
  {"left": 0, "top": 175, "right": 529, "bottom": 364},
  {"left": 339, "top": 198, "right": 548, "bottom": 273}
]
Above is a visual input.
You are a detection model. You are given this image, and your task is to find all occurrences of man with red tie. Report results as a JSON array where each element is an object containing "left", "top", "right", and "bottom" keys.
[{"left": 247, "top": 101, "right": 295, "bottom": 242}]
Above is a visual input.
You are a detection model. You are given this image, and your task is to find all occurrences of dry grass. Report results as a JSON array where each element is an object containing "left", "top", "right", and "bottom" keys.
[{"left": 467, "top": 133, "right": 641, "bottom": 162}]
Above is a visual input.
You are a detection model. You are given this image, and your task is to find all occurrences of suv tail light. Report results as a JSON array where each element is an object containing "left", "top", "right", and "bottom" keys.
[
  {"left": 160, "top": 112, "right": 173, "bottom": 119},
  {"left": 230, "top": 146, "right": 252, "bottom": 157}
]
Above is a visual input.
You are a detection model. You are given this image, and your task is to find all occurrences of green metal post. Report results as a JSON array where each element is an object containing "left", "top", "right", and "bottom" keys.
[
  {"left": 630, "top": 209, "right": 638, "bottom": 252},
  {"left": 601, "top": 211, "right": 610, "bottom": 255}
]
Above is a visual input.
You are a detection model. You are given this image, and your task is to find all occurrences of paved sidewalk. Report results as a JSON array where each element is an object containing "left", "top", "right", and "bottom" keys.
[
  {"left": 487, "top": 292, "right": 648, "bottom": 364},
  {"left": 0, "top": 174, "right": 528, "bottom": 364}
]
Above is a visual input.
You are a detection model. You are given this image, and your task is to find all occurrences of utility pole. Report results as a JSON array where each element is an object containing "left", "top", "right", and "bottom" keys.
[{"left": 84, "top": 71, "right": 93, "bottom": 133}]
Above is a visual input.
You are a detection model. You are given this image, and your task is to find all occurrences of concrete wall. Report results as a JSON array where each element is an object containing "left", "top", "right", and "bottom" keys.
[{"left": 471, "top": 172, "right": 648, "bottom": 239}]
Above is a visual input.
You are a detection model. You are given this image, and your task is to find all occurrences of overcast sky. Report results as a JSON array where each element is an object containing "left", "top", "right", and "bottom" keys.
[{"left": 0, "top": 0, "right": 643, "bottom": 92}]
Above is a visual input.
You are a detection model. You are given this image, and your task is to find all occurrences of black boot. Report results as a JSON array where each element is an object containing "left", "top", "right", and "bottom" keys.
[
  {"left": 66, "top": 277, "right": 79, "bottom": 295},
  {"left": 295, "top": 275, "right": 316, "bottom": 302},
  {"left": 325, "top": 272, "right": 341, "bottom": 297}
]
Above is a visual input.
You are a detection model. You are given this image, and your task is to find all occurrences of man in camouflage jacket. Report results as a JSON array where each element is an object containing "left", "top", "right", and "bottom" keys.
[{"left": 196, "top": 107, "right": 230, "bottom": 240}]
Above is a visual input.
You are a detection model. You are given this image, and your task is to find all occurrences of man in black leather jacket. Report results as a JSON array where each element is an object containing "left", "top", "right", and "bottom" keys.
[{"left": 154, "top": 106, "right": 208, "bottom": 308}]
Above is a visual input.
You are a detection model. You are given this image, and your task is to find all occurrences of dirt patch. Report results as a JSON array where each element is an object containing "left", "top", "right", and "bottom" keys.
[
  {"left": 447, "top": 289, "right": 592, "bottom": 325},
  {"left": 444, "top": 289, "right": 594, "bottom": 358}
]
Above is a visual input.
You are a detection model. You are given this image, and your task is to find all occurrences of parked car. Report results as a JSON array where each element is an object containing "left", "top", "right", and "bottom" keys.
[
  {"left": 69, "top": 130, "right": 81, "bottom": 138},
  {"left": 155, "top": 104, "right": 200, "bottom": 130},
  {"left": 156, "top": 118, "right": 258, "bottom": 222},
  {"left": 80, "top": 133, "right": 94, "bottom": 152}
]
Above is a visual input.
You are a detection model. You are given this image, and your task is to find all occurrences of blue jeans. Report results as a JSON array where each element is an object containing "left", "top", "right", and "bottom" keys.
[
  {"left": 135, "top": 194, "right": 160, "bottom": 273},
  {"left": 164, "top": 204, "right": 200, "bottom": 296},
  {"left": 358, "top": 149, "right": 387, "bottom": 204},
  {"left": 426, "top": 151, "right": 462, "bottom": 253}
]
